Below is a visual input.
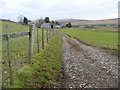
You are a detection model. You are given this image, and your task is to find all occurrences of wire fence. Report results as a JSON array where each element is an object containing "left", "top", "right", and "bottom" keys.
[{"left": 1, "top": 24, "right": 59, "bottom": 86}]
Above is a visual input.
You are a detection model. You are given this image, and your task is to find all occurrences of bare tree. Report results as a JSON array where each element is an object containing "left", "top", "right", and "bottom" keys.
[
  {"left": 17, "top": 15, "right": 24, "bottom": 23},
  {"left": 36, "top": 18, "right": 44, "bottom": 28}
]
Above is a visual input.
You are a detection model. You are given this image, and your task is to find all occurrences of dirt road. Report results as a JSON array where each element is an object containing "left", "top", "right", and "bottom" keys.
[{"left": 62, "top": 35, "right": 118, "bottom": 88}]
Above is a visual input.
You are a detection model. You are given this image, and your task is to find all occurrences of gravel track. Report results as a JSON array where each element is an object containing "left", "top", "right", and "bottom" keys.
[{"left": 62, "top": 35, "right": 118, "bottom": 88}]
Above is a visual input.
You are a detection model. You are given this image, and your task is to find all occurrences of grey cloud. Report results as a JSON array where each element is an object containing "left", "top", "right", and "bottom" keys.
[{"left": 0, "top": 0, "right": 118, "bottom": 20}]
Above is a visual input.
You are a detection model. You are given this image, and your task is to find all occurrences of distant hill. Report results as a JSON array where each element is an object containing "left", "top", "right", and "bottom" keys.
[
  {"left": 1, "top": 19, "right": 15, "bottom": 23},
  {"left": 56, "top": 18, "right": 89, "bottom": 23},
  {"left": 56, "top": 18, "right": 118, "bottom": 25}
]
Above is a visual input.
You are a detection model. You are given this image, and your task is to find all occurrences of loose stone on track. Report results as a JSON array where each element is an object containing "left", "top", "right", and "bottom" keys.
[{"left": 62, "top": 35, "right": 118, "bottom": 88}]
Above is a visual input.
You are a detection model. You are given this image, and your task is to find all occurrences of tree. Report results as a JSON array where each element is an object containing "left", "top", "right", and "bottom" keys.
[
  {"left": 66, "top": 22, "right": 72, "bottom": 28},
  {"left": 51, "top": 20, "right": 55, "bottom": 24},
  {"left": 23, "top": 17, "right": 28, "bottom": 25},
  {"left": 55, "top": 21, "right": 60, "bottom": 25},
  {"left": 44, "top": 17, "right": 50, "bottom": 23},
  {"left": 17, "top": 15, "right": 24, "bottom": 23},
  {"left": 36, "top": 18, "right": 44, "bottom": 27},
  {"left": 17, "top": 15, "right": 28, "bottom": 25}
]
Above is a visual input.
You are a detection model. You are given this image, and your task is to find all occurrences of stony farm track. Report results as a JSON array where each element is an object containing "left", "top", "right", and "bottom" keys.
[{"left": 62, "top": 35, "right": 118, "bottom": 88}]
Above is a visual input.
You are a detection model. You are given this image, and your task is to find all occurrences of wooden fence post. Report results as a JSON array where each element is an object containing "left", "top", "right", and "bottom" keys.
[
  {"left": 37, "top": 28, "right": 40, "bottom": 53},
  {"left": 54, "top": 30, "right": 55, "bottom": 36},
  {"left": 29, "top": 25, "right": 34, "bottom": 64},
  {"left": 49, "top": 30, "right": 51, "bottom": 38},
  {"left": 52, "top": 30, "right": 54, "bottom": 36},
  {"left": 52, "top": 30, "right": 53, "bottom": 37},
  {"left": 6, "top": 24, "right": 13, "bottom": 85},
  {"left": 51, "top": 30, "right": 52, "bottom": 37},
  {"left": 46, "top": 29, "right": 48, "bottom": 43},
  {"left": 42, "top": 28, "right": 44, "bottom": 49},
  {"left": 53, "top": 30, "right": 54, "bottom": 36},
  {"left": 56, "top": 30, "right": 57, "bottom": 35}
]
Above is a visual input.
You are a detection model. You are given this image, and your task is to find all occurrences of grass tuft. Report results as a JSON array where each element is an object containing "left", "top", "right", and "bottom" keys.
[{"left": 65, "top": 35, "right": 81, "bottom": 51}]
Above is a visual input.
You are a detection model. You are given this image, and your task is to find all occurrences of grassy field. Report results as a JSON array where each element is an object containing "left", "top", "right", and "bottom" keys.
[
  {"left": 9, "top": 35, "right": 64, "bottom": 88},
  {"left": 2, "top": 21, "right": 29, "bottom": 34},
  {"left": 58, "top": 28, "right": 118, "bottom": 50},
  {"left": 2, "top": 21, "right": 58, "bottom": 87},
  {"left": 72, "top": 22, "right": 118, "bottom": 26},
  {"left": 1, "top": 21, "right": 118, "bottom": 87},
  {"left": 2, "top": 21, "right": 32, "bottom": 86},
  {"left": 71, "top": 19, "right": 117, "bottom": 26}
]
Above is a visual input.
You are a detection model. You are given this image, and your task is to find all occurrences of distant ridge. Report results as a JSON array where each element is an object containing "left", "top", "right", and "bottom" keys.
[
  {"left": 56, "top": 18, "right": 118, "bottom": 25},
  {"left": 56, "top": 18, "right": 90, "bottom": 23}
]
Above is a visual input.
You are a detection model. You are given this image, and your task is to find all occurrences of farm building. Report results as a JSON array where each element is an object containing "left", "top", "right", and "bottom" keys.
[
  {"left": 41, "top": 23, "right": 51, "bottom": 29},
  {"left": 41, "top": 23, "right": 63, "bottom": 29}
]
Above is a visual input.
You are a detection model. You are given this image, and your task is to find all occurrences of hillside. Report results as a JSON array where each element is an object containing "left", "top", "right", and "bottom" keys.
[
  {"left": 56, "top": 18, "right": 118, "bottom": 25},
  {"left": 56, "top": 18, "right": 89, "bottom": 23}
]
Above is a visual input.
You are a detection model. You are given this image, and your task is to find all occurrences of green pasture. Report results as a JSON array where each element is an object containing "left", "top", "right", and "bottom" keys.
[
  {"left": 1, "top": 21, "right": 55, "bottom": 87},
  {"left": 2, "top": 21, "right": 29, "bottom": 34},
  {"left": 72, "top": 22, "right": 118, "bottom": 26},
  {"left": 9, "top": 35, "right": 63, "bottom": 88},
  {"left": 58, "top": 28, "right": 118, "bottom": 50}
]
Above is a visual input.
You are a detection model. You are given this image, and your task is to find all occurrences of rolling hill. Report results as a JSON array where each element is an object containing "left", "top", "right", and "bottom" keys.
[{"left": 56, "top": 18, "right": 118, "bottom": 25}]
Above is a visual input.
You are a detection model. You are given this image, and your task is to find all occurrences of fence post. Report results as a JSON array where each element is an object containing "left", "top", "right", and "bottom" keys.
[
  {"left": 53, "top": 30, "right": 54, "bottom": 36},
  {"left": 52, "top": 30, "right": 53, "bottom": 36},
  {"left": 37, "top": 28, "right": 40, "bottom": 53},
  {"left": 42, "top": 28, "right": 44, "bottom": 49},
  {"left": 54, "top": 30, "right": 55, "bottom": 36},
  {"left": 46, "top": 29, "right": 48, "bottom": 43},
  {"left": 6, "top": 24, "right": 13, "bottom": 85},
  {"left": 51, "top": 30, "right": 53, "bottom": 37},
  {"left": 52, "top": 30, "right": 54, "bottom": 36},
  {"left": 49, "top": 30, "right": 51, "bottom": 38},
  {"left": 56, "top": 30, "right": 57, "bottom": 35},
  {"left": 29, "top": 25, "right": 34, "bottom": 64}
]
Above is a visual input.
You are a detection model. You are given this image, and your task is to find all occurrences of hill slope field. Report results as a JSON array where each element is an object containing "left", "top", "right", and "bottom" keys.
[{"left": 57, "top": 18, "right": 118, "bottom": 25}]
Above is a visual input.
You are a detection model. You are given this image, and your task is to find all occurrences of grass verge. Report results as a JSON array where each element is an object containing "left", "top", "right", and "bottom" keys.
[
  {"left": 7, "top": 35, "right": 65, "bottom": 88},
  {"left": 2, "top": 21, "right": 50, "bottom": 86},
  {"left": 65, "top": 35, "right": 80, "bottom": 51}
]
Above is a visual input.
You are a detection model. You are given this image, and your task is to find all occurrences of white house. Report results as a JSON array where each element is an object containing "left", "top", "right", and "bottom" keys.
[{"left": 41, "top": 23, "right": 51, "bottom": 29}]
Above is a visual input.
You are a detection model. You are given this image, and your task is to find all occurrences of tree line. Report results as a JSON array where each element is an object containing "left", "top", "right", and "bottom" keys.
[{"left": 17, "top": 15, "right": 72, "bottom": 28}]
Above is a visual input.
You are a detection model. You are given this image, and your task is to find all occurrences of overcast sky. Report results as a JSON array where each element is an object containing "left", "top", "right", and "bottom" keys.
[{"left": 0, "top": 0, "right": 119, "bottom": 21}]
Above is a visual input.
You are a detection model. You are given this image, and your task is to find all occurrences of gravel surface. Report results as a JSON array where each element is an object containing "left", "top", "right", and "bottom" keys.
[{"left": 62, "top": 35, "right": 118, "bottom": 88}]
